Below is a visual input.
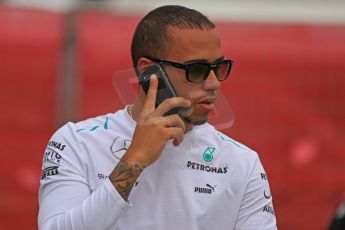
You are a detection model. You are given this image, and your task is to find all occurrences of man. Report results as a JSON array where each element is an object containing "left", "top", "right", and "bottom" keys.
[
  {"left": 38, "top": 5, "right": 277, "bottom": 229},
  {"left": 329, "top": 197, "right": 345, "bottom": 230}
]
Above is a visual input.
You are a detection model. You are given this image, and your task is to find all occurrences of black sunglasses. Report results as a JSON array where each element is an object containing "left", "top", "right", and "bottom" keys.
[{"left": 145, "top": 56, "right": 234, "bottom": 83}]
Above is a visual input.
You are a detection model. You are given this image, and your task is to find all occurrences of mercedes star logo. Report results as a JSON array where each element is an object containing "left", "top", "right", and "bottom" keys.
[{"left": 110, "top": 136, "right": 131, "bottom": 159}]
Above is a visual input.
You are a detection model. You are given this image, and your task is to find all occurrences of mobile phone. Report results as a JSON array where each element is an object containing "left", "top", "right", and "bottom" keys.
[{"left": 139, "top": 64, "right": 182, "bottom": 116}]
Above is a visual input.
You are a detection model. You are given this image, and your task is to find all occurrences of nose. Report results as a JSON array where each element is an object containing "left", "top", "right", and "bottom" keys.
[{"left": 202, "top": 69, "right": 220, "bottom": 91}]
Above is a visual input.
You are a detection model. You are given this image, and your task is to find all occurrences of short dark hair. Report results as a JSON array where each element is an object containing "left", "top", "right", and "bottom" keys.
[{"left": 131, "top": 5, "right": 215, "bottom": 75}]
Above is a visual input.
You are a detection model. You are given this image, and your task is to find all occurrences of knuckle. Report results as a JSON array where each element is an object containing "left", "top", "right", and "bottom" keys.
[
  {"left": 156, "top": 117, "right": 166, "bottom": 125},
  {"left": 166, "top": 97, "right": 182, "bottom": 107},
  {"left": 151, "top": 119, "right": 161, "bottom": 127},
  {"left": 164, "top": 99, "right": 174, "bottom": 107},
  {"left": 157, "top": 127, "right": 164, "bottom": 135},
  {"left": 180, "top": 122, "right": 186, "bottom": 130},
  {"left": 171, "top": 114, "right": 180, "bottom": 121},
  {"left": 175, "top": 116, "right": 185, "bottom": 128},
  {"left": 178, "top": 128, "right": 184, "bottom": 136}
]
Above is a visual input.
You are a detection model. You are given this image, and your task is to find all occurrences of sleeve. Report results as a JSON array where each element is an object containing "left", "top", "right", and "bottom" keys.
[
  {"left": 234, "top": 153, "right": 278, "bottom": 230},
  {"left": 38, "top": 123, "right": 131, "bottom": 230},
  {"left": 329, "top": 199, "right": 345, "bottom": 230}
]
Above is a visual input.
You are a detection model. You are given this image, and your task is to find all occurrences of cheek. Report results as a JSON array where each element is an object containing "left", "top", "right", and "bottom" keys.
[
  {"left": 166, "top": 68, "right": 190, "bottom": 97},
  {"left": 172, "top": 80, "right": 200, "bottom": 101},
  {"left": 165, "top": 67, "right": 203, "bottom": 101}
]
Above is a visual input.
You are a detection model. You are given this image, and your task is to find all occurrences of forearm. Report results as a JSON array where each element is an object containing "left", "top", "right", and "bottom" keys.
[{"left": 109, "top": 154, "right": 146, "bottom": 201}]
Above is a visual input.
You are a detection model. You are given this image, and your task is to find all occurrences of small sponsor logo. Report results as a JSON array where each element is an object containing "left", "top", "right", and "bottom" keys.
[
  {"left": 48, "top": 140, "right": 66, "bottom": 151},
  {"left": 195, "top": 184, "right": 217, "bottom": 194},
  {"left": 264, "top": 190, "right": 272, "bottom": 199},
  {"left": 261, "top": 172, "right": 272, "bottom": 199},
  {"left": 44, "top": 149, "right": 62, "bottom": 164},
  {"left": 263, "top": 205, "right": 275, "bottom": 216},
  {"left": 110, "top": 137, "right": 131, "bottom": 159},
  {"left": 261, "top": 173, "right": 267, "bottom": 180},
  {"left": 41, "top": 166, "right": 59, "bottom": 180},
  {"left": 203, "top": 147, "right": 215, "bottom": 162},
  {"left": 97, "top": 173, "right": 108, "bottom": 180},
  {"left": 187, "top": 161, "right": 228, "bottom": 174},
  {"left": 206, "top": 184, "right": 216, "bottom": 192}
]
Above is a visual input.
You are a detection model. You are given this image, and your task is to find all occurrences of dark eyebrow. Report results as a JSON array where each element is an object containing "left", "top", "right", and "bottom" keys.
[{"left": 184, "top": 56, "right": 224, "bottom": 64}]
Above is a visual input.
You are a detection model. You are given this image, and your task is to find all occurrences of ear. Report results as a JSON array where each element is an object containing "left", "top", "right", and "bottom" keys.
[{"left": 137, "top": 57, "right": 154, "bottom": 74}]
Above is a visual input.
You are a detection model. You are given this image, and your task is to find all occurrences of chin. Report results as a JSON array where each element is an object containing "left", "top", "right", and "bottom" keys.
[
  {"left": 181, "top": 106, "right": 211, "bottom": 126},
  {"left": 190, "top": 119, "right": 208, "bottom": 126},
  {"left": 183, "top": 114, "right": 208, "bottom": 126}
]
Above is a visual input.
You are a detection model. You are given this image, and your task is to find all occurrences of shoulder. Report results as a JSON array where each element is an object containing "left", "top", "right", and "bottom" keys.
[
  {"left": 47, "top": 112, "right": 121, "bottom": 158},
  {"left": 48, "top": 113, "right": 111, "bottom": 146},
  {"left": 51, "top": 111, "right": 114, "bottom": 135},
  {"left": 74, "top": 113, "right": 113, "bottom": 132},
  {"left": 54, "top": 109, "right": 130, "bottom": 140},
  {"left": 41, "top": 112, "right": 120, "bottom": 178}
]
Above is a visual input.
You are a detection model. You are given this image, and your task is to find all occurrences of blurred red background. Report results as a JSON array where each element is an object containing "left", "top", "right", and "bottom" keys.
[{"left": 0, "top": 6, "right": 344, "bottom": 230}]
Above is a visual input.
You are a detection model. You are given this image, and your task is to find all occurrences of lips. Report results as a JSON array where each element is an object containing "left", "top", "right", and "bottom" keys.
[
  {"left": 195, "top": 97, "right": 217, "bottom": 111},
  {"left": 196, "top": 97, "right": 216, "bottom": 105}
]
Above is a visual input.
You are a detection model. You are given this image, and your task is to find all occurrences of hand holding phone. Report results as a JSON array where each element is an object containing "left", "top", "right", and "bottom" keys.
[{"left": 139, "top": 64, "right": 183, "bottom": 116}]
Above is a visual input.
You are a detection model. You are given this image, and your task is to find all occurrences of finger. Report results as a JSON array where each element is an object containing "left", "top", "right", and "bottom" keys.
[
  {"left": 166, "top": 127, "right": 184, "bottom": 146},
  {"left": 151, "top": 97, "right": 191, "bottom": 117},
  {"left": 163, "top": 114, "right": 185, "bottom": 131},
  {"left": 141, "top": 115, "right": 185, "bottom": 132},
  {"left": 141, "top": 74, "right": 158, "bottom": 116}
]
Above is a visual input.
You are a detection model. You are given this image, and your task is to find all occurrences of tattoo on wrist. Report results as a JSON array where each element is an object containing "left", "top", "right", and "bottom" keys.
[{"left": 109, "top": 160, "right": 144, "bottom": 201}]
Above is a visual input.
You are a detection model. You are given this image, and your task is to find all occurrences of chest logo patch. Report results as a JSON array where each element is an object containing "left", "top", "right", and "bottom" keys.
[
  {"left": 203, "top": 147, "right": 215, "bottom": 162},
  {"left": 110, "top": 136, "right": 131, "bottom": 160}
]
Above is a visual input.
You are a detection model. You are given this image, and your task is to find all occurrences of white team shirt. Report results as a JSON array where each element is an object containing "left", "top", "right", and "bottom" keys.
[{"left": 38, "top": 107, "right": 277, "bottom": 230}]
